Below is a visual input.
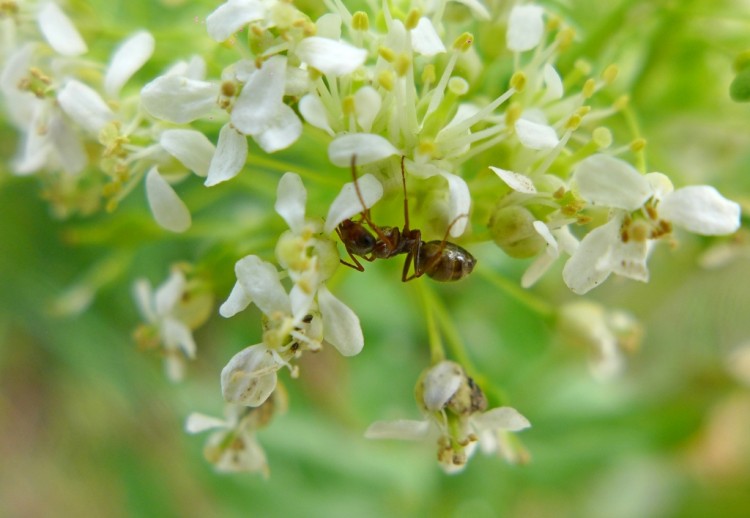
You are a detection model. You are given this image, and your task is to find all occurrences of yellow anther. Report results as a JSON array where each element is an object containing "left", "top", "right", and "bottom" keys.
[
  {"left": 452, "top": 32, "right": 474, "bottom": 52},
  {"left": 422, "top": 64, "right": 436, "bottom": 84},
  {"left": 405, "top": 9, "right": 421, "bottom": 30},
  {"left": 394, "top": 52, "right": 411, "bottom": 77},
  {"left": 378, "top": 46, "right": 395, "bottom": 62},
  {"left": 505, "top": 102, "right": 522, "bottom": 126},
  {"left": 510, "top": 71, "right": 527, "bottom": 92},
  {"left": 546, "top": 15, "right": 562, "bottom": 31},
  {"left": 629, "top": 220, "right": 650, "bottom": 243},
  {"left": 308, "top": 67, "right": 322, "bottom": 81},
  {"left": 574, "top": 59, "right": 592, "bottom": 76},
  {"left": 576, "top": 106, "right": 591, "bottom": 117},
  {"left": 378, "top": 69, "right": 395, "bottom": 91},
  {"left": 613, "top": 95, "right": 630, "bottom": 110},
  {"left": 417, "top": 140, "right": 436, "bottom": 157},
  {"left": 220, "top": 81, "right": 237, "bottom": 97},
  {"left": 566, "top": 114, "right": 582, "bottom": 130},
  {"left": 556, "top": 27, "right": 575, "bottom": 50},
  {"left": 602, "top": 64, "right": 619, "bottom": 84},
  {"left": 582, "top": 78, "right": 596, "bottom": 98},
  {"left": 352, "top": 11, "right": 369, "bottom": 31},
  {"left": 342, "top": 95, "right": 355, "bottom": 117},
  {"left": 592, "top": 127, "right": 613, "bottom": 148},
  {"left": 630, "top": 138, "right": 647, "bottom": 152}
]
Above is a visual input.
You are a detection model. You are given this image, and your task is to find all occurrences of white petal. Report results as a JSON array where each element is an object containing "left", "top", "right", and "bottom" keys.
[
  {"left": 299, "top": 93, "right": 333, "bottom": 135},
  {"left": 450, "top": 0, "right": 491, "bottom": 20},
  {"left": 133, "top": 279, "right": 156, "bottom": 322},
  {"left": 275, "top": 172, "right": 307, "bottom": 234},
  {"left": 221, "top": 344, "right": 279, "bottom": 407},
  {"left": 410, "top": 17, "right": 446, "bottom": 57},
  {"left": 141, "top": 75, "right": 219, "bottom": 123},
  {"left": 364, "top": 419, "right": 431, "bottom": 440},
  {"left": 145, "top": 168, "right": 192, "bottom": 233},
  {"left": 318, "top": 285, "right": 364, "bottom": 356},
  {"left": 289, "top": 282, "right": 315, "bottom": 323},
  {"left": 660, "top": 186, "right": 741, "bottom": 235},
  {"left": 234, "top": 255, "right": 290, "bottom": 316},
  {"left": 515, "top": 118, "right": 559, "bottom": 150},
  {"left": 439, "top": 172, "right": 471, "bottom": 238},
  {"left": 1, "top": 43, "right": 34, "bottom": 96},
  {"left": 574, "top": 154, "right": 652, "bottom": 211},
  {"left": 645, "top": 172, "right": 674, "bottom": 201},
  {"left": 563, "top": 216, "right": 622, "bottom": 294},
  {"left": 155, "top": 269, "right": 186, "bottom": 315},
  {"left": 37, "top": 2, "right": 87, "bottom": 56},
  {"left": 604, "top": 239, "right": 649, "bottom": 282},
  {"left": 160, "top": 129, "right": 215, "bottom": 177},
  {"left": 163, "top": 317, "right": 197, "bottom": 358},
  {"left": 521, "top": 252, "right": 556, "bottom": 288},
  {"left": 328, "top": 133, "right": 399, "bottom": 167},
  {"left": 506, "top": 5, "right": 545, "bottom": 52},
  {"left": 473, "top": 407, "right": 531, "bottom": 432},
  {"left": 185, "top": 412, "right": 227, "bottom": 434},
  {"left": 57, "top": 80, "right": 114, "bottom": 136},
  {"left": 422, "top": 361, "right": 463, "bottom": 411},
  {"left": 251, "top": 103, "right": 302, "bottom": 153},
  {"left": 323, "top": 173, "right": 384, "bottom": 234},
  {"left": 354, "top": 86, "right": 381, "bottom": 132},
  {"left": 543, "top": 64, "right": 564, "bottom": 100},
  {"left": 315, "top": 13, "right": 342, "bottom": 40},
  {"left": 205, "top": 124, "right": 248, "bottom": 186},
  {"left": 105, "top": 31, "right": 154, "bottom": 97},
  {"left": 219, "top": 281, "right": 252, "bottom": 318},
  {"left": 295, "top": 37, "right": 367, "bottom": 77},
  {"left": 206, "top": 0, "right": 266, "bottom": 42},
  {"left": 48, "top": 113, "right": 86, "bottom": 174},
  {"left": 489, "top": 166, "right": 537, "bottom": 194}
]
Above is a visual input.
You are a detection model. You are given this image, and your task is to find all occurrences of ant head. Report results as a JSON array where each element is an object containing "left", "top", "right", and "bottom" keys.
[{"left": 340, "top": 220, "right": 377, "bottom": 255}]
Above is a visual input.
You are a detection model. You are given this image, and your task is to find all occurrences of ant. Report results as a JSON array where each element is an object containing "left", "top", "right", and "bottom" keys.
[{"left": 336, "top": 155, "right": 476, "bottom": 282}]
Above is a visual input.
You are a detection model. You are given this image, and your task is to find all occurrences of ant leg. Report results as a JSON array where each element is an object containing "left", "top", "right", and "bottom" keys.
[
  {"left": 336, "top": 227, "right": 365, "bottom": 271},
  {"left": 402, "top": 231, "right": 424, "bottom": 282},
  {"left": 350, "top": 154, "right": 394, "bottom": 249}
]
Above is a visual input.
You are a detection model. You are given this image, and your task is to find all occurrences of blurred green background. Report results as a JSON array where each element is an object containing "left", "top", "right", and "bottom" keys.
[{"left": 1, "top": 0, "right": 750, "bottom": 516}]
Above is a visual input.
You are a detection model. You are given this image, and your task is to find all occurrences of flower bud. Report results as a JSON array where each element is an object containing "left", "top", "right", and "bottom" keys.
[{"left": 489, "top": 205, "right": 546, "bottom": 258}]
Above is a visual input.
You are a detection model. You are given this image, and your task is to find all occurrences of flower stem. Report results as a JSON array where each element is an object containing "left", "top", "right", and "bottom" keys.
[
  {"left": 475, "top": 264, "right": 556, "bottom": 322},
  {"left": 416, "top": 281, "right": 445, "bottom": 363}
]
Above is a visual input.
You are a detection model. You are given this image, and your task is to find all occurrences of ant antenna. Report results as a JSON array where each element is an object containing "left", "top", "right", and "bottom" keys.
[
  {"left": 439, "top": 213, "right": 469, "bottom": 246},
  {"left": 400, "top": 156, "right": 410, "bottom": 232}
]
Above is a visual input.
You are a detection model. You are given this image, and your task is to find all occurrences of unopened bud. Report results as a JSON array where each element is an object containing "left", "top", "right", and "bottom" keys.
[{"left": 489, "top": 205, "right": 546, "bottom": 258}]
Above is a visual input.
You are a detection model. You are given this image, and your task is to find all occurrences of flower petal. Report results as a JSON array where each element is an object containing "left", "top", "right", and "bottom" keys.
[
  {"left": 422, "top": 361, "right": 463, "bottom": 411},
  {"left": 506, "top": 5, "right": 545, "bottom": 52},
  {"left": 145, "top": 168, "right": 192, "bottom": 233},
  {"left": 515, "top": 118, "right": 559, "bottom": 150},
  {"left": 323, "top": 173, "right": 383, "bottom": 234},
  {"left": 299, "top": 93, "right": 334, "bottom": 135},
  {"left": 295, "top": 37, "right": 367, "bottom": 77},
  {"left": 318, "top": 285, "right": 364, "bottom": 356},
  {"left": 364, "top": 419, "right": 431, "bottom": 440},
  {"left": 251, "top": 103, "right": 302, "bottom": 153},
  {"left": 48, "top": 113, "right": 86, "bottom": 174},
  {"left": 37, "top": 2, "right": 87, "bottom": 56},
  {"left": 563, "top": 216, "right": 621, "bottom": 294},
  {"left": 163, "top": 316, "right": 197, "bottom": 359},
  {"left": 354, "top": 86, "right": 381, "bottom": 132},
  {"left": 154, "top": 269, "right": 185, "bottom": 315},
  {"left": 205, "top": 124, "right": 248, "bottom": 186},
  {"left": 660, "top": 186, "right": 741, "bottom": 235},
  {"left": 160, "top": 129, "right": 215, "bottom": 177},
  {"left": 411, "top": 17, "right": 446, "bottom": 57},
  {"left": 439, "top": 172, "right": 471, "bottom": 238},
  {"left": 105, "top": 30, "right": 155, "bottom": 97},
  {"left": 275, "top": 172, "right": 307, "bottom": 234},
  {"left": 489, "top": 166, "right": 537, "bottom": 194},
  {"left": 141, "top": 74, "right": 219, "bottom": 123},
  {"left": 185, "top": 412, "right": 227, "bottom": 433},
  {"left": 219, "top": 281, "right": 253, "bottom": 318},
  {"left": 574, "top": 154, "right": 652, "bottom": 211},
  {"left": 543, "top": 64, "right": 564, "bottom": 100},
  {"left": 234, "top": 255, "right": 290, "bottom": 316},
  {"left": 328, "top": 133, "right": 399, "bottom": 167},
  {"left": 206, "top": 0, "right": 266, "bottom": 42},
  {"left": 473, "top": 407, "right": 531, "bottom": 432},
  {"left": 221, "top": 344, "right": 279, "bottom": 407},
  {"left": 57, "top": 79, "right": 114, "bottom": 136}
]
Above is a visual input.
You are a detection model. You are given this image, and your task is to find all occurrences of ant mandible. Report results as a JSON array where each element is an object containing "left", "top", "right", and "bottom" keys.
[{"left": 335, "top": 155, "right": 476, "bottom": 282}]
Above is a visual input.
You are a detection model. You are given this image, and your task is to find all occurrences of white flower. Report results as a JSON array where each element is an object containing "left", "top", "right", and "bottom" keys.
[
  {"left": 37, "top": 2, "right": 88, "bottom": 57},
  {"left": 506, "top": 5, "right": 545, "bottom": 52},
  {"left": 295, "top": 36, "right": 367, "bottom": 77}
]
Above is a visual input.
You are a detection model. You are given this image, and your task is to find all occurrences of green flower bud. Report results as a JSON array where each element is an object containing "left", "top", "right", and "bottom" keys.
[
  {"left": 489, "top": 205, "right": 546, "bottom": 258},
  {"left": 730, "top": 68, "right": 750, "bottom": 102}
]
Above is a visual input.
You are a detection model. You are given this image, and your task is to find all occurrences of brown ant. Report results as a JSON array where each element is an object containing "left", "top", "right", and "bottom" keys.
[{"left": 336, "top": 156, "right": 476, "bottom": 282}]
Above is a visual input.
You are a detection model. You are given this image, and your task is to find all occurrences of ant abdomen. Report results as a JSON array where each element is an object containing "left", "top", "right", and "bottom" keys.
[{"left": 417, "top": 241, "right": 477, "bottom": 282}]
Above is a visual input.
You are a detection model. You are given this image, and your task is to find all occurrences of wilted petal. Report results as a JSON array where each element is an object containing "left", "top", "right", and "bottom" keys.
[
  {"left": 299, "top": 93, "right": 333, "bottom": 135},
  {"left": 563, "top": 216, "right": 621, "bottom": 294},
  {"left": 328, "top": 133, "right": 399, "bottom": 167},
  {"left": 515, "top": 118, "right": 559, "bottom": 150},
  {"left": 221, "top": 344, "right": 279, "bottom": 407},
  {"left": 323, "top": 173, "right": 384, "bottom": 233},
  {"left": 141, "top": 74, "right": 219, "bottom": 123},
  {"left": 318, "top": 285, "right": 364, "bottom": 356},
  {"left": 205, "top": 124, "right": 248, "bottom": 186},
  {"left": 473, "top": 407, "right": 531, "bottom": 432},
  {"left": 206, "top": 0, "right": 266, "bottom": 42},
  {"left": 160, "top": 129, "right": 215, "bottom": 177},
  {"left": 354, "top": 86, "right": 381, "bottom": 132},
  {"left": 489, "top": 166, "right": 537, "bottom": 194},
  {"left": 57, "top": 80, "right": 114, "bottom": 135},
  {"left": 275, "top": 172, "right": 307, "bottom": 234},
  {"left": 660, "top": 186, "right": 741, "bottom": 235},
  {"left": 506, "top": 5, "right": 545, "bottom": 52},
  {"left": 235, "top": 255, "right": 291, "bottom": 316},
  {"left": 422, "top": 361, "right": 463, "bottom": 411},
  {"left": 364, "top": 419, "right": 431, "bottom": 440},
  {"left": 37, "top": 2, "right": 87, "bottom": 56},
  {"left": 105, "top": 30, "right": 154, "bottom": 97},
  {"left": 296, "top": 37, "right": 367, "bottom": 77},
  {"left": 574, "top": 154, "right": 652, "bottom": 211},
  {"left": 185, "top": 412, "right": 227, "bottom": 433},
  {"left": 439, "top": 172, "right": 471, "bottom": 238},
  {"left": 145, "top": 168, "right": 191, "bottom": 232},
  {"left": 411, "top": 17, "right": 445, "bottom": 56},
  {"left": 219, "top": 281, "right": 252, "bottom": 318}
]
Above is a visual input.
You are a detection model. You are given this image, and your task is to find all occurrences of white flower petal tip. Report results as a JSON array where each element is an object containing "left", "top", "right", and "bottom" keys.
[
  {"left": 422, "top": 361, "right": 463, "bottom": 411},
  {"left": 354, "top": 87, "right": 381, "bottom": 132},
  {"left": 105, "top": 31, "right": 155, "bottom": 97},
  {"left": 318, "top": 285, "right": 364, "bottom": 356},
  {"left": 234, "top": 255, "right": 291, "bottom": 316},
  {"left": 37, "top": 2, "right": 88, "bottom": 56},
  {"left": 439, "top": 172, "right": 471, "bottom": 238},
  {"left": 507, "top": 5, "right": 545, "bottom": 52},
  {"left": 206, "top": 0, "right": 266, "bottom": 42},
  {"left": 475, "top": 407, "right": 531, "bottom": 432},
  {"left": 205, "top": 124, "right": 248, "bottom": 186},
  {"left": 219, "top": 281, "right": 252, "bottom": 318},
  {"left": 490, "top": 166, "right": 537, "bottom": 194},
  {"left": 543, "top": 64, "right": 564, "bottom": 100},
  {"left": 145, "top": 168, "right": 191, "bottom": 233},
  {"left": 57, "top": 80, "right": 114, "bottom": 136},
  {"left": 275, "top": 172, "right": 307, "bottom": 234},
  {"left": 364, "top": 419, "right": 431, "bottom": 440},
  {"left": 141, "top": 75, "right": 219, "bottom": 124},
  {"left": 221, "top": 345, "right": 278, "bottom": 407},
  {"left": 660, "top": 186, "right": 741, "bottom": 235},
  {"left": 574, "top": 154, "right": 652, "bottom": 211},
  {"left": 185, "top": 413, "right": 227, "bottom": 434},
  {"left": 160, "top": 129, "right": 215, "bottom": 177},
  {"left": 328, "top": 133, "right": 399, "bottom": 167},
  {"left": 515, "top": 119, "right": 559, "bottom": 150},
  {"left": 411, "top": 18, "right": 446, "bottom": 57},
  {"left": 299, "top": 94, "right": 333, "bottom": 135},
  {"left": 323, "top": 174, "right": 384, "bottom": 234},
  {"left": 295, "top": 37, "right": 367, "bottom": 77}
]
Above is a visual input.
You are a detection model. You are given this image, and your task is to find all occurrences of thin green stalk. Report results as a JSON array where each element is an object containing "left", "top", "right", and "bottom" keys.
[
  {"left": 416, "top": 281, "right": 445, "bottom": 363},
  {"left": 475, "top": 264, "right": 556, "bottom": 321}
]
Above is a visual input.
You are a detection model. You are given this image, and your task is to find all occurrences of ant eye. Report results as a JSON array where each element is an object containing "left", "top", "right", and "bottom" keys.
[{"left": 358, "top": 233, "right": 376, "bottom": 249}]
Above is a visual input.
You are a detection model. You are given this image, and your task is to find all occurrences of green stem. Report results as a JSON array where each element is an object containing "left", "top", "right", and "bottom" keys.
[
  {"left": 475, "top": 264, "right": 556, "bottom": 322},
  {"left": 416, "top": 281, "right": 445, "bottom": 363}
]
